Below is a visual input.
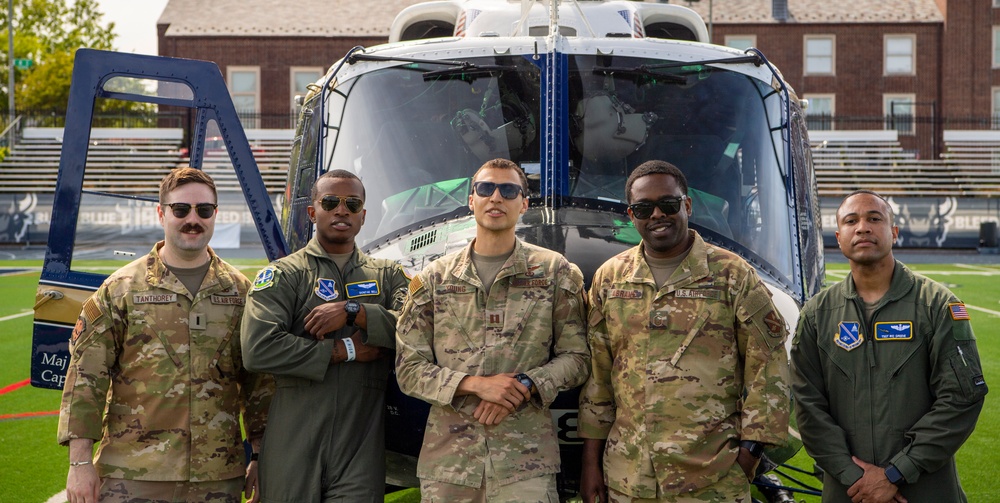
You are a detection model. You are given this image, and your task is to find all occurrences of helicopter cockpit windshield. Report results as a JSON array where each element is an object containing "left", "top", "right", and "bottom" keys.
[{"left": 308, "top": 52, "right": 794, "bottom": 286}]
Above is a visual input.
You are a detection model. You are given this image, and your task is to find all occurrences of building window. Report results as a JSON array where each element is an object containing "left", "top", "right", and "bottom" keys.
[
  {"left": 228, "top": 66, "right": 260, "bottom": 127},
  {"left": 290, "top": 67, "right": 324, "bottom": 112},
  {"left": 884, "top": 35, "right": 915, "bottom": 75},
  {"left": 994, "top": 27, "right": 1000, "bottom": 67},
  {"left": 725, "top": 35, "right": 756, "bottom": 51},
  {"left": 804, "top": 94, "right": 835, "bottom": 130},
  {"left": 993, "top": 87, "right": 1000, "bottom": 129},
  {"left": 804, "top": 36, "right": 835, "bottom": 75},
  {"left": 994, "top": 0, "right": 1000, "bottom": 8},
  {"left": 884, "top": 94, "right": 916, "bottom": 135}
]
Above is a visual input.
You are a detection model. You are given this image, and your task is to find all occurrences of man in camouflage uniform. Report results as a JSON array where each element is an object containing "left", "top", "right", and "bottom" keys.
[
  {"left": 241, "top": 170, "right": 409, "bottom": 502},
  {"left": 59, "top": 168, "right": 270, "bottom": 503},
  {"left": 395, "top": 158, "right": 590, "bottom": 502},
  {"left": 578, "top": 160, "right": 790, "bottom": 503}
]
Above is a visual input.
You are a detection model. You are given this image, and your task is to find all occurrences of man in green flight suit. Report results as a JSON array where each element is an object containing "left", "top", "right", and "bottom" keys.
[
  {"left": 791, "top": 189, "right": 988, "bottom": 503},
  {"left": 241, "top": 169, "right": 410, "bottom": 502}
]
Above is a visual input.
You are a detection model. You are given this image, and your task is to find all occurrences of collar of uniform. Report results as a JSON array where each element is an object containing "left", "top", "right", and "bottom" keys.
[
  {"left": 843, "top": 259, "right": 914, "bottom": 306},
  {"left": 453, "top": 238, "right": 527, "bottom": 285},
  {"left": 302, "top": 236, "right": 364, "bottom": 266},
  {"left": 146, "top": 241, "right": 234, "bottom": 295},
  {"left": 631, "top": 230, "right": 709, "bottom": 288}
]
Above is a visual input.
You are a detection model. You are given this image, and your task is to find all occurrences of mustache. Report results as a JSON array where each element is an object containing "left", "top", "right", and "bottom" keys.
[{"left": 180, "top": 223, "right": 205, "bottom": 233}]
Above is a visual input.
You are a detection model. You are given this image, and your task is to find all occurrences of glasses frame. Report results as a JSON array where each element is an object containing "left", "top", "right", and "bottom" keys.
[
  {"left": 628, "top": 195, "right": 688, "bottom": 219},
  {"left": 472, "top": 181, "right": 524, "bottom": 200},
  {"left": 164, "top": 202, "right": 218, "bottom": 219},
  {"left": 319, "top": 195, "right": 365, "bottom": 213}
]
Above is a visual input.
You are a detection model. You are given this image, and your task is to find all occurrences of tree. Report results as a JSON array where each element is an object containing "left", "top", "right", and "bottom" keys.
[{"left": 0, "top": 0, "right": 148, "bottom": 122}]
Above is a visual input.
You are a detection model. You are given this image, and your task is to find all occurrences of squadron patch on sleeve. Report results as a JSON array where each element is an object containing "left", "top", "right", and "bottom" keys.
[
  {"left": 252, "top": 267, "right": 277, "bottom": 291},
  {"left": 763, "top": 310, "right": 784, "bottom": 338},
  {"left": 71, "top": 316, "right": 86, "bottom": 342}
]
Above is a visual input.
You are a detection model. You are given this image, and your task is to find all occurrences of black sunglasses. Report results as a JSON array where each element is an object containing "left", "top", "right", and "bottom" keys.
[
  {"left": 165, "top": 202, "right": 217, "bottom": 219},
  {"left": 473, "top": 181, "right": 524, "bottom": 200},
  {"left": 628, "top": 196, "right": 687, "bottom": 219},
  {"left": 319, "top": 195, "right": 364, "bottom": 213}
]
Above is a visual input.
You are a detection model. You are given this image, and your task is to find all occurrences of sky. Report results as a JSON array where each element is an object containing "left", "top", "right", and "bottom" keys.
[{"left": 94, "top": 0, "right": 170, "bottom": 55}]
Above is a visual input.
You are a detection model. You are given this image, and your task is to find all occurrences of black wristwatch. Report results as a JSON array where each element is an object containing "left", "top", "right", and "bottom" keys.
[
  {"left": 739, "top": 440, "right": 764, "bottom": 459},
  {"left": 514, "top": 373, "right": 534, "bottom": 393},
  {"left": 344, "top": 300, "right": 361, "bottom": 326},
  {"left": 884, "top": 464, "right": 905, "bottom": 485}
]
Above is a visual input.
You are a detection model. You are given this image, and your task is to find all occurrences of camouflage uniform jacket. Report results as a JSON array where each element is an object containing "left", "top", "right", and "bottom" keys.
[
  {"left": 578, "top": 231, "right": 790, "bottom": 498},
  {"left": 395, "top": 239, "right": 590, "bottom": 488},
  {"left": 58, "top": 242, "right": 270, "bottom": 482},
  {"left": 791, "top": 260, "right": 987, "bottom": 503}
]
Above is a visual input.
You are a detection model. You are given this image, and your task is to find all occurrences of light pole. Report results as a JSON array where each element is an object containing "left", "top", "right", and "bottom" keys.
[{"left": 6, "top": 0, "right": 13, "bottom": 147}]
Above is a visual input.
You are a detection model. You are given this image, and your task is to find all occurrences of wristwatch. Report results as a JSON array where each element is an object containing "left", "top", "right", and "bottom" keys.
[
  {"left": 514, "top": 373, "right": 534, "bottom": 393},
  {"left": 739, "top": 440, "right": 765, "bottom": 459},
  {"left": 884, "top": 464, "right": 905, "bottom": 485},
  {"left": 344, "top": 300, "right": 361, "bottom": 326}
]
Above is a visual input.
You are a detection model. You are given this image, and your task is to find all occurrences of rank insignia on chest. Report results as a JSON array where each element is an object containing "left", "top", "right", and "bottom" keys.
[
  {"left": 835, "top": 322, "right": 863, "bottom": 351},
  {"left": 649, "top": 310, "right": 668, "bottom": 328},
  {"left": 315, "top": 278, "right": 339, "bottom": 301},
  {"left": 874, "top": 321, "right": 913, "bottom": 341},
  {"left": 486, "top": 310, "right": 503, "bottom": 328}
]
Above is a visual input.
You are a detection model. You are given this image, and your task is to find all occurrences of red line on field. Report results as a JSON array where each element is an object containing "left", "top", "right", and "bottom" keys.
[
  {"left": 0, "top": 378, "right": 30, "bottom": 395},
  {"left": 0, "top": 410, "right": 59, "bottom": 421}
]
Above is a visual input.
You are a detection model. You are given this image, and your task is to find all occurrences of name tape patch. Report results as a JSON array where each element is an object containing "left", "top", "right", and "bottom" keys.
[
  {"left": 347, "top": 280, "right": 380, "bottom": 298},
  {"left": 874, "top": 321, "right": 912, "bottom": 341},
  {"left": 675, "top": 289, "right": 722, "bottom": 300},
  {"left": 609, "top": 289, "right": 643, "bottom": 299},
  {"left": 133, "top": 293, "right": 177, "bottom": 304}
]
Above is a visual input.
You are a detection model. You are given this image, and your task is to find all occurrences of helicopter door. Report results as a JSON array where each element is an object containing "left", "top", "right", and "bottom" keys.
[{"left": 30, "top": 49, "right": 288, "bottom": 390}]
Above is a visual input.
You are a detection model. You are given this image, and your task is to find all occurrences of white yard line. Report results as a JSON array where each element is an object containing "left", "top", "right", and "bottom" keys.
[
  {"left": 0, "top": 310, "right": 33, "bottom": 322},
  {"left": 967, "top": 304, "right": 1000, "bottom": 318},
  {"left": 44, "top": 490, "right": 66, "bottom": 503},
  {"left": 954, "top": 263, "right": 1000, "bottom": 273}
]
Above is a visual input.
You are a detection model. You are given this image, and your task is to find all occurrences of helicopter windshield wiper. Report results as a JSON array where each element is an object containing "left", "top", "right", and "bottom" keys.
[
  {"left": 594, "top": 54, "right": 762, "bottom": 83},
  {"left": 346, "top": 53, "right": 514, "bottom": 81}
]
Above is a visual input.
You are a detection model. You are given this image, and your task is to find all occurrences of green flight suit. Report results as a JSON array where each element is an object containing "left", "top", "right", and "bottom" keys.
[
  {"left": 791, "top": 260, "right": 988, "bottom": 502},
  {"left": 241, "top": 237, "right": 409, "bottom": 502}
]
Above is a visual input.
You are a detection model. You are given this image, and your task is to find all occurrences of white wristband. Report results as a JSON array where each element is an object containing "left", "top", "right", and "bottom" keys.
[{"left": 343, "top": 338, "right": 356, "bottom": 362}]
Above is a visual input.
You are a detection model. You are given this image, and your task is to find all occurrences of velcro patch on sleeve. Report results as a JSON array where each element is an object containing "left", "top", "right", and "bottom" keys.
[{"left": 408, "top": 275, "right": 424, "bottom": 296}]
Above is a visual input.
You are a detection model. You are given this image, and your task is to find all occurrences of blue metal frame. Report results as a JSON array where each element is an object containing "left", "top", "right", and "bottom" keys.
[{"left": 32, "top": 49, "right": 290, "bottom": 389}]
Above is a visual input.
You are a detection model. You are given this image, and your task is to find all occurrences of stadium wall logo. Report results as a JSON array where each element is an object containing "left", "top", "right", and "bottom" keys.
[
  {"left": 0, "top": 193, "right": 37, "bottom": 243},
  {"left": 888, "top": 196, "right": 957, "bottom": 248}
]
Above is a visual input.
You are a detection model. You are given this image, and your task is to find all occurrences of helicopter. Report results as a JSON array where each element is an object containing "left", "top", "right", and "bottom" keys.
[{"left": 31, "top": 0, "right": 824, "bottom": 500}]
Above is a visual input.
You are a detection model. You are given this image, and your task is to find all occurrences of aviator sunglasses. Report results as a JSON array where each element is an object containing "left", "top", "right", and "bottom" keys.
[
  {"left": 628, "top": 195, "right": 687, "bottom": 219},
  {"left": 320, "top": 195, "right": 365, "bottom": 213},
  {"left": 472, "top": 181, "right": 524, "bottom": 200},
  {"left": 164, "top": 202, "right": 218, "bottom": 219}
]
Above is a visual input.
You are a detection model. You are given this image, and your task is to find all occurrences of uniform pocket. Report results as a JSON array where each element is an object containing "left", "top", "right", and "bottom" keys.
[{"left": 950, "top": 341, "right": 988, "bottom": 405}]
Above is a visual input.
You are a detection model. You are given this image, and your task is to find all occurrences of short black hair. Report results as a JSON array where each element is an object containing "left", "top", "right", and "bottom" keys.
[
  {"left": 625, "top": 160, "right": 688, "bottom": 203},
  {"left": 311, "top": 169, "right": 365, "bottom": 201},
  {"left": 839, "top": 189, "right": 894, "bottom": 225},
  {"left": 472, "top": 158, "right": 530, "bottom": 194}
]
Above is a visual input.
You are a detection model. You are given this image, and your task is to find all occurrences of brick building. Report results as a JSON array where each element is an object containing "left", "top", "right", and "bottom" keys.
[{"left": 158, "top": 0, "right": 999, "bottom": 156}]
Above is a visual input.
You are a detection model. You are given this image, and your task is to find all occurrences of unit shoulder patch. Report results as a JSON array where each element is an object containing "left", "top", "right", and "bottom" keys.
[{"left": 252, "top": 267, "right": 277, "bottom": 291}]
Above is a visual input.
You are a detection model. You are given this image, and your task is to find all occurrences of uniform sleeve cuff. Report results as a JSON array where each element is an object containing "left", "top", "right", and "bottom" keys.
[{"left": 890, "top": 453, "right": 919, "bottom": 484}]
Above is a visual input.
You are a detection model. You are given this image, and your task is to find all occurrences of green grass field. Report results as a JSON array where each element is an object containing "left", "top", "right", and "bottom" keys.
[{"left": 1, "top": 261, "right": 997, "bottom": 502}]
